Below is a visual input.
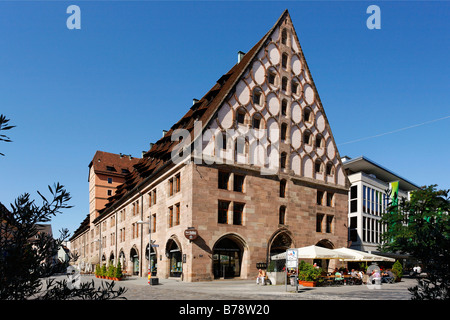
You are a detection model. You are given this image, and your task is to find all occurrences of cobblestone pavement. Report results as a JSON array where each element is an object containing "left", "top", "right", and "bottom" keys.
[{"left": 72, "top": 275, "right": 416, "bottom": 300}]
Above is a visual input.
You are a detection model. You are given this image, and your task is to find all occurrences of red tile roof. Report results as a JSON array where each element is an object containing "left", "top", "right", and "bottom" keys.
[{"left": 89, "top": 151, "right": 140, "bottom": 179}]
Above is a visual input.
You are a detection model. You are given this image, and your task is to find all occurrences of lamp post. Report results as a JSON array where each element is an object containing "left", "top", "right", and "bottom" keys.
[{"left": 137, "top": 216, "right": 158, "bottom": 285}]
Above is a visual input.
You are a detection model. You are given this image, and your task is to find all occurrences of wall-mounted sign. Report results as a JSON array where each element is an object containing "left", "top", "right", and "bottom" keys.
[{"left": 184, "top": 228, "right": 198, "bottom": 241}]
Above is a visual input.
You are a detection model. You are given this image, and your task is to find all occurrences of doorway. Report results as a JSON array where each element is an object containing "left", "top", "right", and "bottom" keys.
[
  {"left": 213, "top": 237, "right": 243, "bottom": 279},
  {"left": 166, "top": 239, "right": 182, "bottom": 278}
]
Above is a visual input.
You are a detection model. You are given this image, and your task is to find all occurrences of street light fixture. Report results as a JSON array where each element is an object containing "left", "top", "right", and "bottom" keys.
[{"left": 137, "top": 216, "right": 158, "bottom": 285}]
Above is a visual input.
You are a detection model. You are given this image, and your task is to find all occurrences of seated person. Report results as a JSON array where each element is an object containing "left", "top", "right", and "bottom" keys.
[
  {"left": 256, "top": 269, "right": 266, "bottom": 285},
  {"left": 334, "top": 270, "right": 344, "bottom": 281}
]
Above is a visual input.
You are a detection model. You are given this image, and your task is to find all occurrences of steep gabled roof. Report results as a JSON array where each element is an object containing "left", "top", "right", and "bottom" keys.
[
  {"left": 96, "top": 10, "right": 292, "bottom": 220},
  {"left": 88, "top": 151, "right": 140, "bottom": 180}
]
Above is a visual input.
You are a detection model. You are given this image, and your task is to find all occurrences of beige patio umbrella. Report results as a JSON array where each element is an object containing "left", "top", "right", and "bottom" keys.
[
  {"left": 271, "top": 245, "right": 355, "bottom": 260},
  {"left": 333, "top": 247, "right": 395, "bottom": 262}
]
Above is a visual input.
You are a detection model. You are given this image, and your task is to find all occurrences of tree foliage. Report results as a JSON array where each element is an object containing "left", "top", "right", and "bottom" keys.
[
  {"left": 380, "top": 185, "right": 450, "bottom": 300},
  {"left": 0, "top": 114, "right": 16, "bottom": 156},
  {"left": 0, "top": 183, "right": 127, "bottom": 300}
]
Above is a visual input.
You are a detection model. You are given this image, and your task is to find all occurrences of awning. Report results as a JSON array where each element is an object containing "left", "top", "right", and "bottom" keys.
[
  {"left": 333, "top": 247, "right": 395, "bottom": 262},
  {"left": 271, "top": 245, "right": 355, "bottom": 260}
]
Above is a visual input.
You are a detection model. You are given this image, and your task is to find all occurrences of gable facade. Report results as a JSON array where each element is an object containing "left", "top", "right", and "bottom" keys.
[{"left": 70, "top": 10, "right": 349, "bottom": 282}]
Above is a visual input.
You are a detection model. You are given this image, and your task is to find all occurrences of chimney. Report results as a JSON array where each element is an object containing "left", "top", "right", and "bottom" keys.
[
  {"left": 193, "top": 98, "right": 199, "bottom": 105},
  {"left": 119, "top": 153, "right": 123, "bottom": 158},
  {"left": 237, "top": 51, "right": 246, "bottom": 63},
  {"left": 162, "top": 130, "right": 168, "bottom": 137},
  {"left": 149, "top": 142, "right": 154, "bottom": 149},
  {"left": 141, "top": 151, "right": 146, "bottom": 158}
]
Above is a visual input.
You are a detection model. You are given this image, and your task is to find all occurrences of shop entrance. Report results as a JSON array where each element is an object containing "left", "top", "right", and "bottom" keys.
[
  {"left": 213, "top": 237, "right": 243, "bottom": 279},
  {"left": 145, "top": 243, "right": 158, "bottom": 276},
  {"left": 166, "top": 239, "right": 182, "bottom": 278},
  {"left": 130, "top": 247, "right": 139, "bottom": 276}
]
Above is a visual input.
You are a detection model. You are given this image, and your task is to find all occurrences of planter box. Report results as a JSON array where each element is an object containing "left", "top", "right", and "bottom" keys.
[
  {"left": 267, "top": 272, "right": 285, "bottom": 285},
  {"left": 298, "top": 280, "right": 317, "bottom": 287}
]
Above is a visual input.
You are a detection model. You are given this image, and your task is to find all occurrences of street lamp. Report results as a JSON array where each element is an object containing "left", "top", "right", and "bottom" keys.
[{"left": 137, "top": 216, "right": 158, "bottom": 285}]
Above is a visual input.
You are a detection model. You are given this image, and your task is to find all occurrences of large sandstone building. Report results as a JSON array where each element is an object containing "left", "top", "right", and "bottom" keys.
[{"left": 70, "top": 10, "right": 349, "bottom": 282}]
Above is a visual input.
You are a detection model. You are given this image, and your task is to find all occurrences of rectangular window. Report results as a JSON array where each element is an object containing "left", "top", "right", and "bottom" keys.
[
  {"left": 350, "top": 185, "right": 357, "bottom": 212},
  {"left": 317, "top": 190, "right": 324, "bottom": 205},
  {"left": 326, "top": 192, "right": 334, "bottom": 207},
  {"left": 237, "top": 111, "right": 245, "bottom": 124},
  {"left": 316, "top": 214, "right": 324, "bottom": 232},
  {"left": 362, "top": 217, "right": 366, "bottom": 242},
  {"left": 363, "top": 185, "right": 367, "bottom": 213},
  {"left": 234, "top": 174, "right": 245, "bottom": 192},
  {"left": 326, "top": 215, "right": 334, "bottom": 233},
  {"left": 268, "top": 72, "right": 275, "bottom": 85},
  {"left": 218, "top": 171, "right": 230, "bottom": 190},
  {"left": 169, "top": 178, "right": 174, "bottom": 196},
  {"left": 280, "top": 180, "right": 286, "bottom": 198},
  {"left": 152, "top": 214, "right": 157, "bottom": 233},
  {"left": 349, "top": 216, "right": 358, "bottom": 242},
  {"left": 218, "top": 200, "right": 230, "bottom": 224},
  {"left": 175, "top": 203, "right": 180, "bottom": 226},
  {"left": 107, "top": 177, "right": 113, "bottom": 184},
  {"left": 168, "top": 206, "right": 174, "bottom": 228},
  {"left": 252, "top": 117, "right": 261, "bottom": 129},
  {"left": 371, "top": 189, "right": 375, "bottom": 215},
  {"left": 175, "top": 174, "right": 181, "bottom": 193},
  {"left": 233, "top": 203, "right": 244, "bottom": 225},
  {"left": 279, "top": 206, "right": 286, "bottom": 225},
  {"left": 107, "top": 189, "right": 112, "bottom": 196}
]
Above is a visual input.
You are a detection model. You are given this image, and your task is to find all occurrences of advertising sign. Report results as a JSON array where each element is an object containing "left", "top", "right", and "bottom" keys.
[{"left": 286, "top": 249, "right": 297, "bottom": 261}]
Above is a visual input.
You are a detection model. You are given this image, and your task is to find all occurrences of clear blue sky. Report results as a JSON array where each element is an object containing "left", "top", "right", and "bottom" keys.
[{"left": 1, "top": 1, "right": 449, "bottom": 238}]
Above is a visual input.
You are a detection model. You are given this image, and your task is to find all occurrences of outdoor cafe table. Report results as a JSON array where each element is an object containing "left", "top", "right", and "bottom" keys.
[{"left": 321, "top": 275, "right": 358, "bottom": 286}]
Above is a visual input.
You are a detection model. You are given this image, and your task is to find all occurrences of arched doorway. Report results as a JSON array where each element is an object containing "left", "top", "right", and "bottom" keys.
[
  {"left": 130, "top": 247, "right": 139, "bottom": 275},
  {"left": 212, "top": 235, "right": 245, "bottom": 279},
  {"left": 109, "top": 252, "right": 115, "bottom": 265},
  {"left": 118, "top": 250, "right": 126, "bottom": 272},
  {"left": 315, "top": 239, "right": 335, "bottom": 271},
  {"left": 268, "top": 229, "right": 294, "bottom": 272},
  {"left": 145, "top": 243, "right": 158, "bottom": 276},
  {"left": 166, "top": 238, "right": 182, "bottom": 278}
]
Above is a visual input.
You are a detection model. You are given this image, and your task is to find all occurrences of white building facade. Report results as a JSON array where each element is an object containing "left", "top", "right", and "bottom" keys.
[{"left": 342, "top": 156, "right": 419, "bottom": 254}]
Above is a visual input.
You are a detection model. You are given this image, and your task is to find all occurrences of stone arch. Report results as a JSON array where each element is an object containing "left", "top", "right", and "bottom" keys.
[
  {"left": 130, "top": 245, "right": 139, "bottom": 276},
  {"left": 314, "top": 239, "right": 336, "bottom": 271},
  {"left": 212, "top": 233, "right": 248, "bottom": 279},
  {"left": 267, "top": 228, "right": 295, "bottom": 271},
  {"left": 165, "top": 235, "right": 183, "bottom": 278}
]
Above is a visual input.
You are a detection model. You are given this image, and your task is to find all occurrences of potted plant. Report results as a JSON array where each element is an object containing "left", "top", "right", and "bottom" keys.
[
  {"left": 297, "top": 261, "right": 321, "bottom": 287},
  {"left": 95, "top": 264, "right": 100, "bottom": 278},
  {"left": 101, "top": 265, "right": 107, "bottom": 279},
  {"left": 392, "top": 260, "right": 403, "bottom": 282},
  {"left": 114, "top": 262, "right": 123, "bottom": 281}
]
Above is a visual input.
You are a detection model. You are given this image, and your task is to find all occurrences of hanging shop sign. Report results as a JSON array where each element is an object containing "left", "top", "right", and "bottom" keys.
[{"left": 184, "top": 228, "right": 198, "bottom": 241}]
